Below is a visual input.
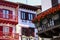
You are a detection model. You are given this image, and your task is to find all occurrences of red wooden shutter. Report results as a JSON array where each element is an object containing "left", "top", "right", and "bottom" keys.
[
  {"left": 0, "top": 9, "right": 3, "bottom": 18},
  {"left": 9, "top": 27, "right": 13, "bottom": 35},
  {"left": 0, "top": 26, "right": 3, "bottom": 31},
  {"left": 9, "top": 11, "right": 13, "bottom": 19},
  {"left": 0, "top": 26, "right": 3, "bottom": 36},
  {"left": 9, "top": 27, "right": 12, "bottom": 32}
]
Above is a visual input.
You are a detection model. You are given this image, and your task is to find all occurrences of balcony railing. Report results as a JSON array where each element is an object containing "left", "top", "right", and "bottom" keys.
[
  {"left": 0, "top": 13, "right": 18, "bottom": 22},
  {"left": 0, "top": 31, "right": 19, "bottom": 39},
  {"left": 39, "top": 19, "right": 60, "bottom": 33}
]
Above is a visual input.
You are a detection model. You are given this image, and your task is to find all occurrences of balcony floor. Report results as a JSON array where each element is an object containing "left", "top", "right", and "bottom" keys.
[{"left": 38, "top": 25, "right": 60, "bottom": 38}]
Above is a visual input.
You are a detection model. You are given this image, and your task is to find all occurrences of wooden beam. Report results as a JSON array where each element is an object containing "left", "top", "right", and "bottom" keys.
[{"left": 51, "top": 29, "right": 56, "bottom": 33}]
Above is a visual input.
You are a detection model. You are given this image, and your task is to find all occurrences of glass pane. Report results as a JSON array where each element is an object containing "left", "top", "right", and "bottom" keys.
[
  {"left": 28, "top": 13, "right": 31, "bottom": 20},
  {"left": 3, "top": 10, "right": 5, "bottom": 18},
  {"left": 5, "top": 27, "right": 9, "bottom": 33},
  {"left": 3, "top": 10, "right": 9, "bottom": 18},
  {"left": 3, "top": 27, "right": 9, "bottom": 34},
  {"left": 22, "top": 37, "right": 27, "bottom": 40},
  {"left": 31, "top": 14, "right": 33, "bottom": 20},
  {"left": 21, "top": 11, "right": 26, "bottom": 20}
]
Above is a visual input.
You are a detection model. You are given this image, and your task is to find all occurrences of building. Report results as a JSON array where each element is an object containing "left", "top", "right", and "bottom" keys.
[
  {"left": 32, "top": 0, "right": 60, "bottom": 40},
  {"left": 17, "top": 3, "right": 41, "bottom": 40},
  {"left": 0, "top": 0, "right": 42, "bottom": 40},
  {"left": 0, "top": 1, "right": 19, "bottom": 40}
]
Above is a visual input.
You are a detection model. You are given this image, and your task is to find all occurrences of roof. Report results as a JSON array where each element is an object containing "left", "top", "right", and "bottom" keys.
[
  {"left": 19, "top": 3, "right": 41, "bottom": 11},
  {"left": 0, "top": 0, "right": 18, "bottom": 8},
  {"left": 35, "top": 5, "right": 42, "bottom": 10},
  {"left": 32, "top": 4, "right": 60, "bottom": 23}
]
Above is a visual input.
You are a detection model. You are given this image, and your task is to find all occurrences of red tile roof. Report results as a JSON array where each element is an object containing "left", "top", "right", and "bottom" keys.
[
  {"left": 32, "top": 4, "right": 60, "bottom": 23},
  {"left": 19, "top": 3, "right": 41, "bottom": 11},
  {"left": 0, "top": 1, "right": 18, "bottom": 8}
]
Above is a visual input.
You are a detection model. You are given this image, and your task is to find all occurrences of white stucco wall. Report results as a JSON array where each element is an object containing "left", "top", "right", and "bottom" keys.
[
  {"left": 16, "top": 25, "right": 22, "bottom": 40},
  {"left": 17, "top": 8, "right": 39, "bottom": 40},
  {"left": 35, "top": 28, "right": 39, "bottom": 40},
  {"left": 58, "top": 0, "right": 60, "bottom": 3},
  {"left": 18, "top": 8, "right": 36, "bottom": 28},
  {"left": 41, "top": 0, "right": 52, "bottom": 11}
]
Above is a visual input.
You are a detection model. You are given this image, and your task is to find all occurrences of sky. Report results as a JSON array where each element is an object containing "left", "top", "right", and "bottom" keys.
[{"left": 6, "top": 0, "right": 41, "bottom": 6}]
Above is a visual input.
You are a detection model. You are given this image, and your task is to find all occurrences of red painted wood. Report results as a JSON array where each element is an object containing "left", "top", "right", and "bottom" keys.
[
  {"left": 9, "top": 27, "right": 13, "bottom": 36},
  {"left": 32, "top": 4, "right": 60, "bottom": 23},
  {"left": 0, "top": 26, "right": 3, "bottom": 36},
  {"left": 0, "top": 9, "right": 3, "bottom": 18},
  {"left": 0, "top": 1, "right": 18, "bottom": 8},
  {"left": 0, "top": 7, "right": 18, "bottom": 25},
  {"left": 9, "top": 11, "right": 13, "bottom": 19},
  {"left": 0, "top": 26, "right": 3, "bottom": 31},
  {"left": 0, "top": 39, "right": 8, "bottom": 40}
]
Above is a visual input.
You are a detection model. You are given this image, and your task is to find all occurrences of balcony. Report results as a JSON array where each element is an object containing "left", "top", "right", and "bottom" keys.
[
  {"left": 0, "top": 31, "right": 19, "bottom": 40},
  {"left": 38, "top": 14, "right": 60, "bottom": 38},
  {"left": 39, "top": 20, "right": 60, "bottom": 33},
  {"left": 0, "top": 13, "right": 18, "bottom": 24}
]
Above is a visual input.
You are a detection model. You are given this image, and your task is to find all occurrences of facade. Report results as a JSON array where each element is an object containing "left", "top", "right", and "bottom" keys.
[
  {"left": 0, "top": 1, "right": 41, "bottom": 40},
  {"left": 32, "top": 0, "right": 60, "bottom": 40},
  {"left": 0, "top": 1, "right": 19, "bottom": 40},
  {"left": 17, "top": 3, "right": 40, "bottom": 40}
]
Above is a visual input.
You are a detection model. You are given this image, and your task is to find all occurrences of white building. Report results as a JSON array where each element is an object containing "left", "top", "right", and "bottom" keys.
[
  {"left": 16, "top": 3, "right": 40, "bottom": 40},
  {"left": 41, "top": 0, "right": 59, "bottom": 12}
]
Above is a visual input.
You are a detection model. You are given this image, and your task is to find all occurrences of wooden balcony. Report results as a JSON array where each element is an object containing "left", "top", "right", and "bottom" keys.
[
  {"left": 0, "top": 31, "right": 19, "bottom": 40},
  {"left": 0, "top": 13, "right": 18, "bottom": 25},
  {"left": 38, "top": 18, "right": 60, "bottom": 38}
]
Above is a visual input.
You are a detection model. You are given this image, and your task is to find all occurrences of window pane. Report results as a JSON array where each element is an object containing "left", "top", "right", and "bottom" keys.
[
  {"left": 31, "top": 14, "right": 33, "bottom": 20},
  {"left": 3, "top": 10, "right": 9, "bottom": 18},
  {"left": 21, "top": 11, "right": 35, "bottom": 21},
  {"left": 5, "top": 27, "right": 9, "bottom": 32},
  {"left": 23, "top": 12, "right": 26, "bottom": 19},
  {"left": 28, "top": 13, "right": 31, "bottom": 20},
  {"left": 3, "top": 27, "right": 9, "bottom": 33},
  {"left": 21, "top": 12, "right": 23, "bottom": 19},
  {"left": 21, "top": 11, "right": 26, "bottom": 20},
  {"left": 3, "top": 10, "right": 5, "bottom": 18}
]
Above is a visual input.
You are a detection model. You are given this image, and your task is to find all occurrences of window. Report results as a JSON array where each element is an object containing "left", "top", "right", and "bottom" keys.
[
  {"left": 28, "top": 13, "right": 33, "bottom": 20},
  {"left": 21, "top": 11, "right": 26, "bottom": 20},
  {"left": 3, "top": 10, "right": 9, "bottom": 18},
  {"left": 3, "top": 27, "right": 9, "bottom": 34},
  {"left": 52, "top": 0, "right": 58, "bottom": 7},
  {"left": 3, "top": 9, "right": 13, "bottom": 19},
  {"left": 22, "top": 28, "right": 26, "bottom": 35},
  {"left": 28, "top": 13, "right": 35, "bottom": 21},
  {"left": 21, "top": 11, "right": 35, "bottom": 21},
  {"left": 28, "top": 13, "right": 31, "bottom": 20}
]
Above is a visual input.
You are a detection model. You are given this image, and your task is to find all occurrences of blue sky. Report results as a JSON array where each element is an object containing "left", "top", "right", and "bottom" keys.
[{"left": 6, "top": 0, "right": 41, "bottom": 5}]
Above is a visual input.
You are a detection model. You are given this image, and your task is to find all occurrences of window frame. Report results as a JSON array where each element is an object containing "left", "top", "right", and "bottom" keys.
[
  {"left": 3, "top": 9, "right": 9, "bottom": 19},
  {"left": 21, "top": 11, "right": 36, "bottom": 21}
]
